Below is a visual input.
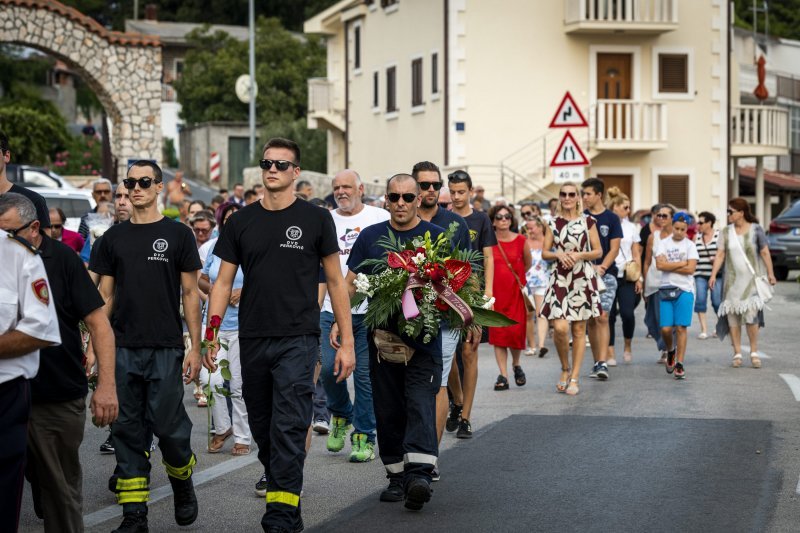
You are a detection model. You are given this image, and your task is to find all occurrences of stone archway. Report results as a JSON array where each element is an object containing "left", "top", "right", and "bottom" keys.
[{"left": 0, "top": 0, "right": 162, "bottom": 180}]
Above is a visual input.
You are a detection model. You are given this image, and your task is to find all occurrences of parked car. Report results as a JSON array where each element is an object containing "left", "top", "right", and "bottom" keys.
[
  {"left": 35, "top": 188, "right": 95, "bottom": 232},
  {"left": 6, "top": 163, "right": 76, "bottom": 189},
  {"left": 767, "top": 199, "right": 800, "bottom": 281}
]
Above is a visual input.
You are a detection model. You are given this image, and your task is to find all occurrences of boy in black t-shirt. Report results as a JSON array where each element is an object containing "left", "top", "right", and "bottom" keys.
[
  {"left": 206, "top": 138, "right": 355, "bottom": 532},
  {"left": 93, "top": 160, "right": 203, "bottom": 532}
]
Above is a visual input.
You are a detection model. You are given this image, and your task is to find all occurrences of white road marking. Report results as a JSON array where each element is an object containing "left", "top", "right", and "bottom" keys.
[
  {"left": 83, "top": 453, "right": 260, "bottom": 528},
  {"left": 779, "top": 374, "right": 800, "bottom": 402}
]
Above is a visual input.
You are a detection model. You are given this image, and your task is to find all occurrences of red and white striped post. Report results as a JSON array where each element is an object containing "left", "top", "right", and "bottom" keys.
[{"left": 209, "top": 152, "right": 221, "bottom": 183}]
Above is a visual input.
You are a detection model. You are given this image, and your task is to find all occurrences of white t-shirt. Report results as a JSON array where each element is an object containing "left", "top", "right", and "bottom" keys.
[
  {"left": 322, "top": 205, "right": 390, "bottom": 314},
  {"left": 615, "top": 218, "right": 642, "bottom": 278},
  {"left": 657, "top": 236, "right": 700, "bottom": 293},
  {"left": 198, "top": 237, "right": 216, "bottom": 265}
]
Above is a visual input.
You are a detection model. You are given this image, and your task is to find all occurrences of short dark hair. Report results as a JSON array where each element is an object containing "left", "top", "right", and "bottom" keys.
[
  {"left": 244, "top": 189, "right": 257, "bottom": 201},
  {"left": 51, "top": 207, "right": 67, "bottom": 224},
  {"left": 411, "top": 161, "right": 441, "bottom": 181},
  {"left": 263, "top": 137, "right": 301, "bottom": 164},
  {"left": 447, "top": 169, "right": 472, "bottom": 189},
  {"left": 295, "top": 180, "right": 311, "bottom": 192},
  {"left": 0, "top": 130, "right": 9, "bottom": 153},
  {"left": 211, "top": 194, "right": 225, "bottom": 205},
  {"left": 216, "top": 202, "right": 240, "bottom": 227},
  {"left": 218, "top": 188, "right": 228, "bottom": 194},
  {"left": 697, "top": 211, "right": 716, "bottom": 226},
  {"left": 188, "top": 200, "right": 206, "bottom": 210},
  {"left": 581, "top": 177, "right": 604, "bottom": 195},
  {"left": 128, "top": 160, "right": 163, "bottom": 182},
  {"left": 233, "top": 183, "right": 244, "bottom": 190},
  {"left": 488, "top": 204, "right": 517, "bottom": 229},
  {"left": 386, "top": 173, "right": 419, "bottom": 193}
]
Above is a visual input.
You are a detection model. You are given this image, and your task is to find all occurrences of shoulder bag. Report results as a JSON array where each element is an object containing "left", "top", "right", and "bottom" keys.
[
  {"left": 582, "top": 217, "right": 607, "bottom": 293},
  {"left": 619, "top": 244, "right": 641, "bottom": 282},
  {"left": 497, "top": 238, "right": 536, "bottom": 313},
  {"left": 728, "top": 226, "right": 773, "bottom": 304},
  {"left": 373, "top": 329, "right": 415, "bottom": 364}
]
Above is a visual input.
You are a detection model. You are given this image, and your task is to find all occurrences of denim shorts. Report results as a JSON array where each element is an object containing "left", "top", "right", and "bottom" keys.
[
  {"left": 599, "top": 273, "right": 618, "bottom": 313},
  {"left": 440, "top": 328, "right": 460, "bottom": 387}
]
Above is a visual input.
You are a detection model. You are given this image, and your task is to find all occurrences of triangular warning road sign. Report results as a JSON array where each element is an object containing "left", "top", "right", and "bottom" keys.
[
  {"left": 550, "top": 130, "right": 590, "bottom": 167},
  {"left": 549, "top": 91, "right": 588, "bottom": 128}
]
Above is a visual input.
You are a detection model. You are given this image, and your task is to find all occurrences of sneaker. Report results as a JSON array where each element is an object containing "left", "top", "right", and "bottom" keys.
[
  {"left": 595, "top": 362, "right": 609, "bottom": 380},
  {"left": 111, "top": 510, "right": 148, "bottom": 533},
  {"left": 590, "top": 362, "right": 599, "bottom": 378},
  {"left": 404, "top": 477, "right": 432, "bottom": 511},
  {"left": 607, "top": 358, "right": 618, "bottom": 367},
  {"left": 168, "top": 475, "right": 198, "bottom": 526},
  {"left": 666, "top": 349, "right": 676, "bottom": 374},
  {"left": 312, "top": 419, "right": 330, "bottom": 435},
  {"left": 326, "top": 416, "right": 351, "bottom": 453},
  {"left": 674, "top": 362, "right": 685, "bottom": 380},
  {"left": 100, "top": 433, "right": 115, "bottom": 454},
  {"left": 431, "top": 467, "right": 440, "bottom": 482},
  {"left": 456, "top": 419, "right": 473, "bottom": 439},
  {"left": 349, "top": 433, "right": 375, "bottom": 463},
  {"left": 379, "top": 477, "right": 404, "bottom": 502},
  {"left": 255, "top": 473, "right": 268, "bottom": 497},
  {"left": 657, "top": 351, "right": 667, "bottom": 364},
  {"left": 445, "top": 404, "right": 462, "bottom": 433}
]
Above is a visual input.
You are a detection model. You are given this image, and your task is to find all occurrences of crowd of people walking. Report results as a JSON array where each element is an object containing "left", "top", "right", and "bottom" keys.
[{"left": 0, "top": 126, "right": 782, "bottom": 532}]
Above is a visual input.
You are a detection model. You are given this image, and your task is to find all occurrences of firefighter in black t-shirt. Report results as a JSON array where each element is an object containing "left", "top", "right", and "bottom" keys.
[
  {"left": 92, "top": 161, "right": 203, "bottom": 533},
  {"left": 207, "top": 138, "right": 355, "bottom": 533}
]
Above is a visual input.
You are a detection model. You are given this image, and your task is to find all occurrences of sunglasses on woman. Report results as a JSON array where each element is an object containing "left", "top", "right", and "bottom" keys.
[
  {"left": 387, "top": 193, "right": 417, "bottom": 203},
  {"left": 521, "top": 210, "right": 535, "bottom": 218},
  {"left": 495, "top": 214, "right": 513, "bottom": 221},
  {"left": 259, "top": 159, "right": 298, "bottom": 171},
  {"left": 655, "top": 213, "right": 670, "bottom": 219},
  {"left": 122, "top": 177, "right": 161, "bottom": 189},
  {"left": 559, "top": 191, "right": 578, "bottom": 198}
]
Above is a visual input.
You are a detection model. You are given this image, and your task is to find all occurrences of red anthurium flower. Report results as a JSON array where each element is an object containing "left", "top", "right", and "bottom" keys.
[
  {"left": 387, "top": 252, "right": 406, "bottom": 269},
  {"left": 209, "top": 315, "right": 222, "bottom": 328},
  {"left": 416, "top": 247, "right": 426, "bottom": 255},
  {"left": 434, "top": 299, "right": 449, "bottom": 312},
  {"left": 444, "top": 259, "right": 472, "bottom": 292}
]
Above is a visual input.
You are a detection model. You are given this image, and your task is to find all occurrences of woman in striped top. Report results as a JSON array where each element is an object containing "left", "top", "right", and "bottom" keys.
[{"left": 694, "top": 211, "right": 722, "bottom": 339}]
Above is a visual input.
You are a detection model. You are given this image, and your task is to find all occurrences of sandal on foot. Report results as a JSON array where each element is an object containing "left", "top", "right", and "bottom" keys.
[
  {"left": 494, "top": 375, "right": 509, "bottom": 391},
  {"left": 750, "top": 352, "right": 762, "bottom": 369},
  {"left": 513, "top": 366, "right": 526, "bottom": 387},
  {"left": 208, "top": 428, "right": 232, "bottom": 453},
  {"left": 732, "top": 353, "right": 743, "bottom": 368},
  {"left": 232, "top": 443, "right": 251, "bottom": 456},
  {"left": 623, "top": 351, "right": 632, "bottom": 364},
  {"left": 566, "top": 378, "right": 580, "bottom": 396},
  {"left": 557, "top": 368, "right": 570, "bottom": 393}
]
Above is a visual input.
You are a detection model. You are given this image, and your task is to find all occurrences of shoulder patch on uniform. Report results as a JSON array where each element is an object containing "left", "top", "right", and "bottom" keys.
[
  {"left": 32, "top": 279, "right": 50, "bottom": 305},
  {"left": 7, "top": 234, "right": 40, "bottom": 254}
]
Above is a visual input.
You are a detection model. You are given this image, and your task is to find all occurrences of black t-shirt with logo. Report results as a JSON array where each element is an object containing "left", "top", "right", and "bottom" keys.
[
  {"left": 91, "top": 217, "right": 201, "bottom": 348},
  {"left": 463, "top": 210, "right": 497, "bottom": 252},
  {"left": 33, "top": 235, "right": 104, "bottom": 403},
  {"left": 584, "top": 208, "right": 623, "bottom": 277},
  {"left": 213, "top": 199, "right": 338, "bottom": 339}
]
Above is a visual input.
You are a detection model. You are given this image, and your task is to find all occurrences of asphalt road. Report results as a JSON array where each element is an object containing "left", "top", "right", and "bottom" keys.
[
  {"left": 17, "top": 281, "right": 800, "bottom": 533},
  {"left": 162, "top": 168, "right": 218, "bottom": 206}
]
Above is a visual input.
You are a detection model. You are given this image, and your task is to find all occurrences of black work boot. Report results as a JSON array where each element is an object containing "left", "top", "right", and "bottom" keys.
[
  {"left": 379, "top": 476, "right": 404, "bottom": 502},
  {"left": 111, "top": 510, "right": 148, "bottom": 533},
  {"left": 168, "top": 475, "right": 198, "bottom": 526},
  {"left": 404, "top": 477, "right": 432, "bottom": 511}
]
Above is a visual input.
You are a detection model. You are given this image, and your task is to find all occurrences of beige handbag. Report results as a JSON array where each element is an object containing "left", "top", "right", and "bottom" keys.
[{"left": 373, "top": 329, "right": 415, "bottom": 364}]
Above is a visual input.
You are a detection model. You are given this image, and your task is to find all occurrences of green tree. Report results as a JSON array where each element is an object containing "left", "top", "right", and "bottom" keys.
[
  {"left": 734, "top": 0, "right": 800, "bottom": 41},
  {"left": 175, "top": 16, "right": 328, "bottom": 171},
  {"left": 0, "top": 106, "right": 69, "bottom": 164}
]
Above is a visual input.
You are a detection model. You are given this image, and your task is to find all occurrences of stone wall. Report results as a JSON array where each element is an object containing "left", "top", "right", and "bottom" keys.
[{"left": 0, "top": 0, "right": 162, "bottom": 181}]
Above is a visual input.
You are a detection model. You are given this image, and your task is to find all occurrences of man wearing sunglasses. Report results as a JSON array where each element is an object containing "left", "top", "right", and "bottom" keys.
[
  {"left": 411, "top": 162, "right": 472, "bottom": 457},
  {"left": 0, "top": 192, "right": 116, "bottom": 533},
  {"left": 0, "top": 130, "right": 51, "bottom": 229},
  {"left": 78, "top": 178, "right": 113, "bottom": 240},
  {"left": 48, "top": 206, "right": 85, "bottom": 253},
  {"left": 344, "top": 173, "right": 448, "bottom": 511},
  {"left": 444, "top": 169, "right": 496, "bottom": 440},
  {"left": 207, "top": 137, "right": 355, "bottom": 532},
  {"left": 91, "top": 160, "right": 203, "bottom": 532}
]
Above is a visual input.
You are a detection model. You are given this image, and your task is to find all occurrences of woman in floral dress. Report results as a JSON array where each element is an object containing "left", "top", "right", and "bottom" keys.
[{"left": 541, "top": 182, "right": 603, "bottom": 395}]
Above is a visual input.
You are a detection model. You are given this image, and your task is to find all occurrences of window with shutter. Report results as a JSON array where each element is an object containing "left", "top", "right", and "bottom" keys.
[
  {"left": 659, "top": 54, "right": 688, "bottom": 94},
  {"left": 412, "top": 58, "right": 423, "bottom": 107},
  {"left": 372, "top": 71, "right": 379, "bottom": 109},
  {"left": 777, "top": 76, "right": 794, "bottom": 99},
  {"left": 431, "top": 53, "right": 439, "bottom": 94},
  {"left": 353, "top": 26, "right": 361, "bottom": 71},
  {"left": 386, "top": 66, "right": 397, "bottom": 113},
  {"left": 659, "top": 175, "right": 689, "bottom": 209}
]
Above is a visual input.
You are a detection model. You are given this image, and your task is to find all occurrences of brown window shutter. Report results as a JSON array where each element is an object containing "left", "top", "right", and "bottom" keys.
[
  {"left": 777, "top": 76, "right": 793, "bottom": 99},
  {"left": 659, "top": 175, "right": 689, "bottom": 209},
  {"left": 386, "top": 66, "right": 397, "bottom": 112},
  {"left": 412, "top": 58, "right": 423, "bottom": 106},
  {"left": 659, "top": 54, "right": 688, "bottom": 94}
]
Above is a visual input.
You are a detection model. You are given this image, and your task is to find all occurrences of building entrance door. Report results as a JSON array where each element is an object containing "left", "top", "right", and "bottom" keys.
[
  {"left": 597, "top": 174, "right": 633, "bottom": 204},
  {"left": 597, "top": 53, "right": 632, "bottom": 140}
]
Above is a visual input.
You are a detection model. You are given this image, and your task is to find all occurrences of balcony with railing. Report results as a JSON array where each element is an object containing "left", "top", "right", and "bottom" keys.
[
  {"left": 730, "top": 105, "right": 789, "bottom": 157},
  {"left": 564, "top": 0, "right": 678, "bottom": 34},
  {"left": 307, "top": 78, "right": 345, "bottom": 132},
  {"left": 591, "top": 99, "right": 668, "bottom": 151}
]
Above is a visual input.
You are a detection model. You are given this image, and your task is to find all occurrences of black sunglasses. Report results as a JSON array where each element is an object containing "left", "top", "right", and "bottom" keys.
[
  {"left": 259, "top": 159, "right": 298, "bottom": 171},
  {"left": 495, "top": 214, "right": 513, "bottom": 221},
  {"left": 655, "top": 213, "right": 670, "bottom": 218},
  {"left": 521, "top": 211, "right": 535, "bottom": 218},
  {"left": 419, "top": 181, "right": 443, "bottom": 191},
  {"left": 50, "top": 224, "right": 63, "bottom": 230},
  {"left": 123, "top": 177, "right": 160, "bottom": 190},
  {"left": 559, "top": 191, "right": 578, "bottom": 198},
  {"left": 387, "top": 192, "right": 417, "bottom": 203},
  {"left": 447, "top": 171, "right": 469, "bottom": 182},
  {"left": 8, "top": 219, "right": 34, "bottom": 237}
]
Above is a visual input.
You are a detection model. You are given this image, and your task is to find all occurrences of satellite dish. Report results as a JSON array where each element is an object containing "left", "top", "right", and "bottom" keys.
[{"left": 235, "top": 74, "right": 258, "bottom": 104}]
